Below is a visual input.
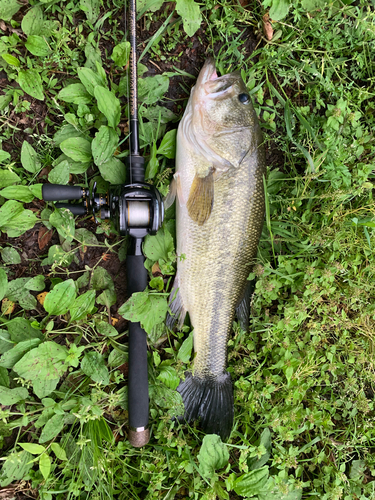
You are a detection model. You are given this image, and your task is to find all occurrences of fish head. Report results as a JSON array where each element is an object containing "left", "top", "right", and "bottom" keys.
[{"left": 190, "top": 58, "right": 261, "bottom": 171}]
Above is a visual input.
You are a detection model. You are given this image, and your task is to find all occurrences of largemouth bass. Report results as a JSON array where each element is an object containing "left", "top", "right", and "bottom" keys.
[{"left": 167, "top": 59, "right": 266, "bottom": 440}]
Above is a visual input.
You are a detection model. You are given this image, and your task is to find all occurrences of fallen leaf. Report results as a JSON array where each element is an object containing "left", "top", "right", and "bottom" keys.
[
  {"left": 38, "top": 226, "right": 53, "bottom": 250},
  {"left": 2, "top": 298, "right": 15, "bottom": 315},
  {"left": 152, "top": 262, "right": 161, "bottom": 275},
  {"left": 262, "top": 13, "right": 274, "bottom": 41},
  {"left": 37, "top": 291, "right": 48, "bottom": 306}
]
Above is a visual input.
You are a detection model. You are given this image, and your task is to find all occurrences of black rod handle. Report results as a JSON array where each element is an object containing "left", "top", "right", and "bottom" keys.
[
  {"left": 126, "top": 250, "right": 149, "bottom": 447},
  {"left": 42, "top": 184, "right": 85, "bottom": 201},
  {"left": 55, "top": 203, "right": 87, "bottom": 215}
]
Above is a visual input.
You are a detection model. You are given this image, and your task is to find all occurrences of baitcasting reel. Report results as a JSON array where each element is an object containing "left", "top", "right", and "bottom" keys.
[{"left": 42, "top": 161, "right": 164, "bottom": 240}]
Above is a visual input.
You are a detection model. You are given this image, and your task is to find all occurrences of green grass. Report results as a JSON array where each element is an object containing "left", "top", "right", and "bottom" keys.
[{"left": 1, "top": 0, "right": 375, "bottom": 499}]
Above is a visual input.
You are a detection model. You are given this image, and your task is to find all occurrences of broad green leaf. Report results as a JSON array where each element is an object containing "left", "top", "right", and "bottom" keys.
[
  {"left": 157, "top": 363, "right": 180, "bottom": 390},
  {"left": 25, "top": 275, "right": 45, "bottom": 292},
  {"left": 0, "top": 329, "right": 12, "bottom": 355},
  {"left": 18, "top": 70, "right": 44, "bottom": 101},
  {"left": 39, "top": 413, "right": 65, "bottom": 443},
  {"left": 33, "top": 378, "right": 59, "bottom": 399},
  {"left": 149, "top": 276, "right": 164, "bottom": 291},
  {"left": 248, "top": 428, "right": 272, "bottom": 470},
  {"left": 75, "top": 228, "right": 98, "bottom": 246},
  {"left": 257, "top": 479, "right": 302, "bottom": 500},
  {"left": 143, "top": 225, "right": 175, "bottom": 274},
  {"left": 81, "top": 351, "right": 110, "bottom": 385},
  {"left": 0, "top": 268, "right": 8, "bottom": 300},
  {"left": 51, "top": 443, "right": 67, "bottom": 461},
  {"left": 0, "top": 338, "right": 42, "bottom": 369},
  {"left": 177, "top": 331, "right": 193, "bottom": 363},
  {"left": 0, "top": 169, "right": 20, "bottom": 188},
  {"left": 0, "top": 366, "right": 9, "bottom": 387},
  {"left": 13, "top": 341, "right": 68, "bottom": 383},
  {"left": 25, "top": 35, "right": 51, "bottom": 57},
  {"left": 138, "top": 75, "right": 169, "bottom": 105},
  {"left": 301, "top": 0, "right": 327, "bottom": 10},
  {"left": 92, "top": 126, "right": 119, "bottom": 166},
  {"left": 99, "top": 156, "right": 126, "bottom": 184},
  {"left": 1, "top": 209, "right": 38, "bottom": 238},
  {"left": 6, "top": 278, "right": 37, "bottom": 310},
  {"left": 0, "top": 386, "right": 28, "bottom": 405},
  {"left": 157, "top": 129, "right": 176, "bottom": 159},
  {"left": 7, "top": 317, "right": 43, "bottom": 343},
  {"left": 175, "top": 0, "right": 202, "bottom": 36},
  {"left": 44, "top": 280, "right": 77, "bottom": 315},
  {"left": 49, "top": 208, "right": 75, "bottom": 242},
  {"left": 21, "top": 141, "right": 41, "bottom": 173},
  {"left": 58, "top": 83, "right": 92, "bottom": 105},
  {"left": 1, "top": 247, "right": 21, "bottom": 265},
  {"left": 94, "top": 86, "right": 121, "bottom": 129},
  {"left": 96, "top": 321, "right": 118, "bottom": 337},
  {"left": 96, "top": 288, "right": 117, "bottom": 308},
  {"left": 53, "top": 124, "right": 86, "bottom": 145},
  {"left": 0, "top": 200, "right": 24, "bottom": 227},
  {"left": 118, "top": 290, "right": 168, "bottom": 334},
  {"left": 48, "top": 160, "right": 70, "bottom": 184},
  {"left": 91, "top": 267, "right": 114, "bottom": 291},
  {"left": 60, "top": 137, "right": 92, "bottom": 163},
  {"left": 0, "top": 186, "right": 34, "bottom": 203},
  {"left": 21, "top": 6, "right": 44, "bottom": 35},
  {"left": 198, "top": 434, "right": 229, "bottom": 478},
  {"left": 269, "top": 0, "right": 290, "bottom": 20},
  {"left": 145, "top": 145, "right": 159, "bottom": 180},
  {"left": 2, "top": 53, "right": 20, "bottom": 66},
  {"left": 80, "top": 0, "right": 100, "bottom": 23},
  {"left": 0, "top": 0, "right": 21, "bottom": 21},
  {"left": 234, "top": 466, "right": 270, "bottom": 497},
  {"left": 0, "top": 451, "right": 33, "bottom": 487},
  {"left": 111, "top": 41, "right": 130, "bottom": 67},
  {"left": 77, "top": 67, "right": 105, "bottom": 96},
  {"left": 70, "top": 290, "right": 96, "bottom": 322},
  {"left": 142, "top": 105, "right": 176, "bottom": 124},
  {"left": 42, "top": 244, "right": 73, "bottom": 267},
  {"left": 19, "top": 443, "right": 45, "bottom": 455},
  {"left": 0, "top": 96, "right": 12, "bottom": 112},
  {"left": 39, "top": 453, "right": 51, "bottom": 480},
  {"left": 137, "top": 0, "right": 164, "bottom": 13},
  {"left": 108, "top": 347, "right": 127, "bottom": 367}
]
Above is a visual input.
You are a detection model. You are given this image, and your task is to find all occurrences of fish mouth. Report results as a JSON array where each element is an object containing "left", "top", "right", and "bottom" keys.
[{"left": 196, "top": 58, "right": 240, "bottom": 98}]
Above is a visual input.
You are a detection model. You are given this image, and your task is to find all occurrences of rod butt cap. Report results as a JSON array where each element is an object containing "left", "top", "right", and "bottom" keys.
[{"left": 129, "top": 427, "right": 150, "bottom": 447}]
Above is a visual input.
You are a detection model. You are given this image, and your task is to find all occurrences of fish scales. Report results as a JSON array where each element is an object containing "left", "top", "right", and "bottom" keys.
[{"left": 168, "top": 59, "right": 266, "bottom": 439}]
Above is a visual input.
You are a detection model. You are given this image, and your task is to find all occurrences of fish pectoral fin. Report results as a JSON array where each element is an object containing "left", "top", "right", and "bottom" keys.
[
  {"left": 187, "top": 171, "right": 214, "bottom": 225},
  {"left": 163, "top": 173, "right": 186, "bottom": 210},
  {"left": 166, "top": 273, "right": 187, "bottom": 329}
]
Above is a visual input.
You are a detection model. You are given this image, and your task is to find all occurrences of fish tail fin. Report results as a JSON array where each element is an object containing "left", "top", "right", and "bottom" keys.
[{"left": 177, "top": 371, "right": 234, "bottom": 441}]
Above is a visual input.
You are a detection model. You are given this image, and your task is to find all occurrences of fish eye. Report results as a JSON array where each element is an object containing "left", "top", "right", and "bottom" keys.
[{"left": 238, "top": 93, "right": 250, "bottom": 104}]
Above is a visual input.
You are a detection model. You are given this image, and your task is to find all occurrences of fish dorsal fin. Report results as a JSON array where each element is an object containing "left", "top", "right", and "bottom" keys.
[{"left": 187, "top": 171, "right": 214, "bottom": 225}]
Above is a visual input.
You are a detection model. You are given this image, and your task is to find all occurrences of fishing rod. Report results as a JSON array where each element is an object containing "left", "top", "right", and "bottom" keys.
[{"left": 41, "top": 0, "right": 164, "bottom": 447}]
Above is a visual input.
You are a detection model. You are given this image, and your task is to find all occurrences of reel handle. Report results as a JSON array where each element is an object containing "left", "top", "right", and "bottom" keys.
[
  {"left": 127, "top": 245, "right": 150, "bottom": 447},
  {"left": 42, "top": 184, "right": 86, "bottom": 201},
  {"left": 55, "top": 203, "right": 87, "bottom": 215}
]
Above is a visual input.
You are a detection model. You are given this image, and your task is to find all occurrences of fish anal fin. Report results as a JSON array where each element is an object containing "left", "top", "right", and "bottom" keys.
[
  {"left": 177, "top": 371, "right": 234, "bottom": 441},
  {"left": 166, "top": 273, "right": 187, "bottom": 329},
  {"left": 235, "top": 279, "right": 255, "bottom": 331},
  {"left": 187, "top": 171, "right": 214, "bottom": 225}
]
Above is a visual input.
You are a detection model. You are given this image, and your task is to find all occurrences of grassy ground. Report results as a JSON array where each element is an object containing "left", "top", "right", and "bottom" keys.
[{"left": 1, "top": 0, "right": 375, "bottom": 499}]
